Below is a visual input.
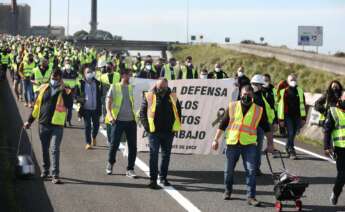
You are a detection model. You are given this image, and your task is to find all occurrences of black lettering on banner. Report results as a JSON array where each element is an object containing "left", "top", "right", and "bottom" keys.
[
  {"left": 172, "top": 87, "right": 177, "bottom": 93},
  {"left": 180, "top": 86, "right": 228, "bottom": 96},
  {"left": 142, "top": 131, "right": 148, "bottom": 138},
  {"left": 181, "top": 115, "right": 201, "bottom": 125},
  {"left": 175, "top": 130, "right": 206, "bottom": 140},
  {"left": 181, "top": 86, "right": 187, "bottom": 95},
  {"left": 179, "top": 101, "right": 199, "bottom": 110}
]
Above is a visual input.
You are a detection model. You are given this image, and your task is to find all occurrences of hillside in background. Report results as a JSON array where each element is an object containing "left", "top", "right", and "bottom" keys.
[{"left": 171, "top": 44, "right": 345, "bottom": 93}]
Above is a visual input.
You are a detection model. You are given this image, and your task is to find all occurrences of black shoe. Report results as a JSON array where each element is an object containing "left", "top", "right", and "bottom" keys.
[
  {"left": 159, "top": 178, "right": 171, "bottom": 186},
  {"left": 256, "top": 169, "right": 263, "bottom": 176},
  {"left": 68, "top": 121, "right": 72, "bottom": 127},
  {"left": 290, "top": 150, "right": 297, "bottom": 160},
  {"left": 148, "top": 180, "right": 161, "bottom": 190},
  {"left": 223, "top": 191, "right": 231, "bottom": 200},
  {"left": 330, "top": 192, "right": 338, "bottom": 205}
]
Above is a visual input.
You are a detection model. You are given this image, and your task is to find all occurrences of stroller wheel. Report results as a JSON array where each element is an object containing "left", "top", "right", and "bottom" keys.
[
  {"left": 275, "top": 201, "right": 282, "bottom": 212},
  {"left": 295, "top": 200, "right": 302, "bottom": 211}
]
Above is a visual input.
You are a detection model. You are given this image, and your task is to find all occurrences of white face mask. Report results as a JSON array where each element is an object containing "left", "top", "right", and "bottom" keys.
[
  {"left": 263, "top": 82, "right": 269, "bottom": 88},
  {"left": 86, "top": 72, "right": 94, "bottom": 81},
  {"left": 237, "top": 71, "right": 244, "bottom": 77},
  {"left": 65, "top": 64, "right": 71, "bottom": 70},
  {"left": 215, "top": 68, "right": 221, "bottom": 72},
  {"left": 50, "top": 79, "right": 60, "bottom": 87},
  {"left": 187, "top": 62, "right": 192, "bottom": 67},
  {"left": 145, "top": 65, "right": 152, "bottom": 71},
  {"left": 289, "top": 80, "right": 297, "bottom": 87},
  {"left": 200, "top": 74, "right": 208, "bottom": 79}
]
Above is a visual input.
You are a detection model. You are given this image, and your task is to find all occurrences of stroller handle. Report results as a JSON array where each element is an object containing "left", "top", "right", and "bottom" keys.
[{"left": 265, "top": 150, "right": 286, "bottom": 175}]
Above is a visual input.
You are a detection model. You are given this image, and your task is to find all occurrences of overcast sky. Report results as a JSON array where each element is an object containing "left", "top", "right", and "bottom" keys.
[{"left": 12, "top": 0, "right": 345, "bottom": 54}]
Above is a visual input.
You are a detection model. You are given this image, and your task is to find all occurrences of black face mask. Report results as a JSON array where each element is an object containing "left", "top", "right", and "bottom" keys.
[
  {"left": 333, "top": 88, "right": 341, "bottom": 98},
  {"left": 241, "top": 95, "right": 252, "bottom": 106},
  {"left": 157, "top": 88, "right": 168, "bottom": 97}
]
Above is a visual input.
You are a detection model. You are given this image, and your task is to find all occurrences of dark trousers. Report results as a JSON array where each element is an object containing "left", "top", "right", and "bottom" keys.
[
  {"left": 334, "top": 147, "right": 345, "bottom": 197},
  {"left": 83, "top": 109, "right": 100, "bottom": 144},
  {"left": 39, "top": 124, "right": 64, "bottom": 176},
  {"left": 148, "top": 132, "right": 174, "bottom": 181},
  {"left": 108, "top": 121, "right": 137, "bottom": 170},
  {"left": 285, "top": 116, "right": 301, "bottom": 150}
]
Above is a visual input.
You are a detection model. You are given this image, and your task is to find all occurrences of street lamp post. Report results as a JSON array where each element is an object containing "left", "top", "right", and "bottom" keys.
[
  {"left": 186, "top": 0, "right": 190, "bottom": 44},
  {"left": 67, "top": 0, "right": 70, "bottom": 36}
]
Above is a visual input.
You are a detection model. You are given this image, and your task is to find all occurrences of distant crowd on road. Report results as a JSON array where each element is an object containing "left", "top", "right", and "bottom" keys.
[{"left": 0, "top": 34, "right": 344, "bottom": 208}]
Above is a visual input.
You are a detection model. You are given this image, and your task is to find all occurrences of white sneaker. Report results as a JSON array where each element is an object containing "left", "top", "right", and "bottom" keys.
[
  {"left": 106, "top": 163, "right": 113, "bottom": 175},
  {"left": 126, "top": 170, "right": 137, "bottom": 178}
]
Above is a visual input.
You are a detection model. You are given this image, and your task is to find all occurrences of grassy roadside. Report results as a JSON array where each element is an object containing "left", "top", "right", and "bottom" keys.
[
  {"left": 170, "top": 44, "right": 345, "bottom": 93},
  {"left": 0, "top": 96, "right": 19, "bottom": 212},
  {"left": 296, "top": 135, "right": 323, "bottom": 148}
]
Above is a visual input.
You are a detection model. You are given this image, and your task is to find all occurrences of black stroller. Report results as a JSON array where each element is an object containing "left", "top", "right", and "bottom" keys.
[{"left": 266, "top": 151, "right": 309, "bottom": 212}]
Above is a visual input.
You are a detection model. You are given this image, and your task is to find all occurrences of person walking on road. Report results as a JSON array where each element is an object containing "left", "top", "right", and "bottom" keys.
[
  {"left": 250, "top": 74, "right": 274, "bottom": 176},
  {"left": 105, "top": 69, "right": 138, "bottom": 178},
  {"left": 235, "top": 66, "right": 250, "bottom": 99},
  {"left": 324, "top": 91, "right": 345, "bottom": 205},
  {"left": 315, "top": 80, "right": 343, "bottom": 127},
  {"left": 77, "top": 67, "right": 102, "bottom": 150},
  {"left": 24, "top": 69, "right": 71, "bottom": 184},
  {"left": 278, "top": 74, "right": 306, "bottom": 160},
  {"left": 212, "top": 85, "right": 274, "bottom": 207},
  {"left": 140, "top": 78, "right": 182, "bottom": 189}
]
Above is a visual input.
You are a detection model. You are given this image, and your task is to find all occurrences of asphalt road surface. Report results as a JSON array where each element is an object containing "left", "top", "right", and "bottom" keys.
[{"left": 5, "top": 79, "right": 345, "bottom": 212}]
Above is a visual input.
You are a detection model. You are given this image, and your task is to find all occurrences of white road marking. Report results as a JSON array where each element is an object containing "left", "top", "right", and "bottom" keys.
[
  {"left": 273, "top": 139, "right": 336, "bottom": 164},
  {"left": 73, "top": 105, "right": 201, "bottom": 212}
]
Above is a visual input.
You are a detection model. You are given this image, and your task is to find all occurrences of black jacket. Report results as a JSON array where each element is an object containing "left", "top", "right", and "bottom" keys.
[
  {"left": 76, "top": 79, "right": 102, "bottom": 117},
  {"left": 315, "top": 93, "right": 338, "bottom": 115},
  {"left": 139, "top": 88, "right": 182, "bottom": 133},
  {"left": 324, "top": 108, "right": 337, "bottom": 150}
]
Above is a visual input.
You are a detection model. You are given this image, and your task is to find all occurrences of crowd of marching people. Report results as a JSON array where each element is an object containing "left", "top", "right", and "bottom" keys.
[{"left": 0, "top": 34, "right": 344, "bottom": 207}]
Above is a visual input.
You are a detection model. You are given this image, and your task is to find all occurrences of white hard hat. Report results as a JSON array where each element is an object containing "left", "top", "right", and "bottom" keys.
[
  {"left": 251, "top": 74, "right": 265, "bottom": 85},
  {"left": 97, "top": 60, "right": 107, "bottom": 68}
]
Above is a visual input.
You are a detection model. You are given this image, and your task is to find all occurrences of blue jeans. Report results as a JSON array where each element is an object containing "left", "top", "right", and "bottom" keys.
[
  {"left": 83, "top": 109, "right": 100, "bottom": 144},
  {"left": 285, "top": 116, "right": 301, "bottom": 150},
  {"left": 256, "top": 127, "right": 265, "bottom": 171},
  {"left": 148, "top": 132, "right": 174, "bottom": 181},
  {"left": 225, "top": 145, "right": 257, "bottom": 198},
  {"left": 39, "top": 124, "right": 64, "bottom": 176},
  {"left": 23, "top": 79, "right": 34, "bottom": 103},
  {"left": 108, "top": 121, "right": 137, "bottom": 170}
]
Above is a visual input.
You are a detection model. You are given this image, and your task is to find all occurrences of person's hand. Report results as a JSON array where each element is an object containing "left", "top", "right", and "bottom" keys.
[
  {"left": 23, "top": 121, "right": 31, "bottom": 129},
  {"left": 212, "top": 140, "right": 219, "bottom": 151},
  {"left": 324, "top": 149, "right": 333, "bottom": 157},
  {"left": 300, "top": 120, "right": 306, "bottom": 127},
  {"left": 265, "top": 144, "right": 275, "bottom": 153},
  {"left": 279, "top": 121, "right": 285, "bottom": 128}
]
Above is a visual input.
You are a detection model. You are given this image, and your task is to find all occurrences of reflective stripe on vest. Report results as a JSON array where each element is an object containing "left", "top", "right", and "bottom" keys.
[
  {"left": 330, "top": 107, "right": 345, "bottom": 148},
  {"left": 1, "top": 54, "right": 10, "bottom": 64},
  {"left": 145, "top": 92, "right": 181, "bottom": 133},
  {"left": 32, "top": 84, "right": 67, "bottom": 126},
  {"left": 262, "top": 94, "right": 275, "bottom": 124},
  {"left": 23, "top": 62, "right": 36, "bottom": 77},
  {"left": 278, "top": 87, "right": 306, "bottom": 120},
  {"left": 33, "top": 68, "right": 52, "bottom": 92},
  {"left": 226, "top": 101, "right": 263, "bottom": 145},
  {"left": 181, "top": 66, "right": 196, "bottom": 79}
]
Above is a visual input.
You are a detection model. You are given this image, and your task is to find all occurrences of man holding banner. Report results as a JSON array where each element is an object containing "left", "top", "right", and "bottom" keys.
[
  {"left": 212, "top": 85, "right": 273, "bottom": 207},
  {"left": 139, "top": 78, "right": 182, "bottom": 189}
]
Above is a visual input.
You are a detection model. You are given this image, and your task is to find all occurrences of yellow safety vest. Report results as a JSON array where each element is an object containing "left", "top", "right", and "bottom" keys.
[
  {"left": 330, "top": 107, "right": 345, "bottom": 148},
  {"left": 278, "top": 87, "right": 306, "bottom": 120},
  {"left": 23, "top": 62, "right": 36, "bottom": 77},
  {"left": 32, "top": 84, "right": 67, "bottom": 126},
  {"left": 164, "top": 64, "right": 176, "bottom": 80},
  {"left": 225, "top": 101, "right": 263, "bottom": 145},
  {"left": 100, "top": 72, "right": 120, "bottom": 86},
  {"left": 1, "top": 53, "right": 10, "bottom": 65},
  {"left": 181, "top": 66, "right": 197, "bottom": 79},
  {"left": 32, "top": 67, "right": 52, "bottom": 92},
  {"left": 145, "top": 92, "right": 181, "bottom": 133},
  {"left": 105, "top": 83, "right": 135, "bottom": 124},
  {"left": 262, "top": 95, "right": 275, "bottom": 125}
]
